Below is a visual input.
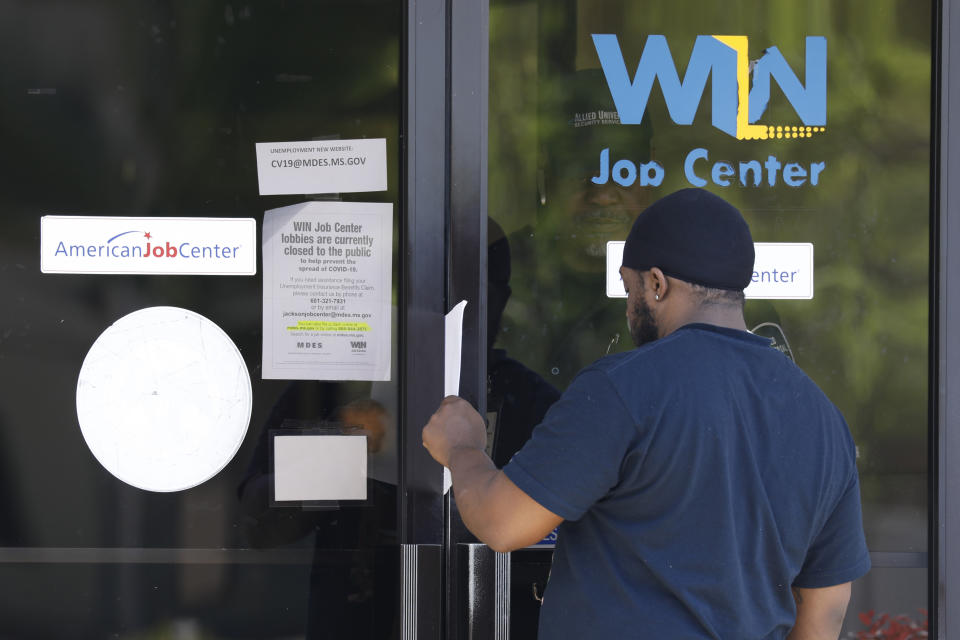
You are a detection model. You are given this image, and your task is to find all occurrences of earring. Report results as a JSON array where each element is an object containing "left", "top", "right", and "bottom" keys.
[{"left": 655, "top": 294, "right": 660, "bottom": 301}]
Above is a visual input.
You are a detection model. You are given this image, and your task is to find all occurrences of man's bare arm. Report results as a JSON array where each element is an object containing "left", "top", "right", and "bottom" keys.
[
  {"left": 786, "top": 583, "right": 851, "bottom": 640},
  {"left": 421, "top": 397, "right": 563, "bottom": 552},
  {"left": 447, "top": 447, "right": 563, "bottom": 552}
]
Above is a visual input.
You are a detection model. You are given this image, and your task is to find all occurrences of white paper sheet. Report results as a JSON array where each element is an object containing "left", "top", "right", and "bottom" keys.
[
  {"left": 443, "top": 300, "right": 468, "bottom": 494},
  {"left": 255, "top": 138, "right": 387, "bottom": 196},
  {"left": 273, "top": 434, "right": 367, "bottom": 501},
  {"left": 262, "top": 201, "right": 393, "bottom": 381}
]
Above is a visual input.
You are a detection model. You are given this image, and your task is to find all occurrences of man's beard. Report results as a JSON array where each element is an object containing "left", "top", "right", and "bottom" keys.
[{"left": 628, "top": 295, "right": 659, "bottom": 347}]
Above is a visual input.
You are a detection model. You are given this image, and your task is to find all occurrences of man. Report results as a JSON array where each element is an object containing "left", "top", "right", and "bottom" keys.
[{"left": 422, "top": 189, "right": 871, "bottom": 639}]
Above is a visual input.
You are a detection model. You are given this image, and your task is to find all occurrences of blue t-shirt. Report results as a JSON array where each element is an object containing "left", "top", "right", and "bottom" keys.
[{"left": 503, "top": 324, "right": 870, "bottom": 639}]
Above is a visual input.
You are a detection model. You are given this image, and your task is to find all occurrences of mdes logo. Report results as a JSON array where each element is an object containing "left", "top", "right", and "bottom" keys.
[
  {"left": 40, "top": 216, "right": 257, "bottom": 275},
  {"left": 592, "top": 34, "right": 826, "bottom": 140}
]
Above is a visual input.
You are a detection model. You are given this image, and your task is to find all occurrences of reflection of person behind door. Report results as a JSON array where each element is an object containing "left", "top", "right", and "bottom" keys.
[
  {"left": 487, "top": 218, "right": 561, "bottom": 467},
  {"left": 487, "top": 218, "right": 562, "bottom": 635},
  {"left": 237, "top": 381, "right": 400, "bottom": 639},
  {"left": 499, "top": 68, "right": 654, "bottom": 390}
]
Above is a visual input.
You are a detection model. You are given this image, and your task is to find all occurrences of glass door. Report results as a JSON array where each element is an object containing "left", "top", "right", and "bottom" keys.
[
  {"left": 488, "top": 0, "right": 934, "bottom": 636},
  {"left": 0, "top": 2, "right": 444, "bottom": 638}
]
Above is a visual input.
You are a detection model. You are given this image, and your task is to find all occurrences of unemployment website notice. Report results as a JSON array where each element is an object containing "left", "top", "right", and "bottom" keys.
[
  {"left": 255, "top": 138, "right": 387, "bottom": 195},
  {"left": 262, "top": 201, "right": 393, "bottom": 381}
]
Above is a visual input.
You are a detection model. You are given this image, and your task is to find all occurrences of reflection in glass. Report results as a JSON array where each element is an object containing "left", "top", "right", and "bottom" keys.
[
  {"left": 487, "top": 218, "right": 561, "bottom": 636},
  {"left": 0, "top": 1, "right": 402, "bottom": 637},
  {"left": 490, "top": 0, "right": 932, "bottom": 632},
  {"left": 238, "top": 381, "right": 399, "bottom": 638}
]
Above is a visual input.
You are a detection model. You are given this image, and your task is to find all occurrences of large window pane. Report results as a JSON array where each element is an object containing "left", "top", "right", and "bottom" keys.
[
  {"left": 489, "top": 0, "right": 932, "bottom": 634},
  {"left": 0, "top": 1, "right": 402, "bottom": 637}
]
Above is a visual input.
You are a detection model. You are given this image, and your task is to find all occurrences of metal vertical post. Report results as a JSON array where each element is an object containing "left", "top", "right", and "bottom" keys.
[{"left": 937, "top": 0, "right": 960, "bottom": 636}]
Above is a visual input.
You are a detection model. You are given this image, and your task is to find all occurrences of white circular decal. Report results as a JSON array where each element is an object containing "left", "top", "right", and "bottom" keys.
[{"left": 76, "top": 306, "right": 252, "bottom": 492}]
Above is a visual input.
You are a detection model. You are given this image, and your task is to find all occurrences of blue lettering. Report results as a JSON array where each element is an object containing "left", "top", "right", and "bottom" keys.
[
  {"left": 783, "top": 163, "right": 807, "bottom": 187},
  {"left": 711, "top": 161, "right": 735, "bottom": 187},
  {"left": 593, "top": 34, "right": 738, "bottom": 136},
  {"left": 55, "top": 241, "right": 67, "bottom": 256},
  {"left": 752, "top": 269, "right": 798, "bottom": 283},
  {"left": 639, "top": 161, "right": 665, "bottom": 187},
  {"left": 176, "top": 243, "right": 236, "bottom": 259},
  {"left": 682, "top": 149, "right": 823, "bottom": 188},
  {"left": 684, "top": 147, "right": 709, "bottom": 187},
  {"left": 739, "top": 161, "right": 762, "bottom": 187},
  {"left": 592, "top": 148, "right": 610, "bottom": 185},
  {"left": 612, "top": 159, "right": 637, "bottom": 186},
  {"left": 810, "top": 162, "right": 826, "bottom": 186},
  {"left": 764, "top": 156, "right": 782, "bottom": 186},
  {"left": 749, "top": 37, "right": 827, "bottom": 125}
]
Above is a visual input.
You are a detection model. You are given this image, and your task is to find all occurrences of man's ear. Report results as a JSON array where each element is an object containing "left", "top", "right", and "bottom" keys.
[{"left": 649, "top": 267, "right": 669, "bottom": 300}]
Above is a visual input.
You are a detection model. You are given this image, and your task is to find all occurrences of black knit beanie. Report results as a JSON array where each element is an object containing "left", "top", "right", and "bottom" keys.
[{"left": 621, "top": 188, "right": 755, "bottom": 291}]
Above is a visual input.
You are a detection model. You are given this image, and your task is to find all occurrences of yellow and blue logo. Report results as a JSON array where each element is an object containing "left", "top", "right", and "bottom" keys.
[{"left": 593, "top": 34, "right": 826, "bottom": 140}]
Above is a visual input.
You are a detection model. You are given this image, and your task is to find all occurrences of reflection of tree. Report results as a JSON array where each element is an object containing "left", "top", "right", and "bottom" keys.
[
  {"left": 735, "top": 4, "right": 932, "bottom": 515},
  {"left": 490, "top": 0, "right": 931, "bottom": 534}
]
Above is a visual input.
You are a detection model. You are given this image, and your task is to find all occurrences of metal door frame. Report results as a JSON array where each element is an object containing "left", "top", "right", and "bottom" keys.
[
  {"left": 403, "top": 0, "right": 499, "bottom": 638},
  {"left": 936, "top": 0, "right": 960, "bottom": 636}
]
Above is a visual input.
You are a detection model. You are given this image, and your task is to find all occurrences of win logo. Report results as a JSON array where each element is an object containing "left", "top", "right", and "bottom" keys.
[
  {"left": 592, "top": 34, "right": 826, "bottom": 140},
  {"left": 351, "top": 341, "right": 367, "bottom": 350}
]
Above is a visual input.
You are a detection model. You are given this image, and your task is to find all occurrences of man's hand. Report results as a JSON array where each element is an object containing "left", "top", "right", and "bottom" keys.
[
  {"left": 421, "top": 396, "right": 562, "bottom": 551},
  {"left": 422, "top": 396, "right": 488, "bottom": 467}
]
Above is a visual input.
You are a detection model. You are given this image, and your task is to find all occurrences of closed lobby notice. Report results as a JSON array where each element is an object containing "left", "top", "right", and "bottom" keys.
[{"left": 261, "top": 201, "right": 393, "bottom": 381}]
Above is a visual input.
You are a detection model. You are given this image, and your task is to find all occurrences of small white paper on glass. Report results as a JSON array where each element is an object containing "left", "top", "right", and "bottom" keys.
[
  {"left": 273, "top": 434, "right": 367, "bottom": 501},
  {"left": 443, "top": 300, "right": 468, "bottom": 494},
  {"left": 262, "top": 201, "right": 393, "bottom": 381},
  {"left": 255, "top": 138, "right": 387, "bottom": 196},
  {"left": 606, "top": 241, "right": 815, "bottom": 300}
]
